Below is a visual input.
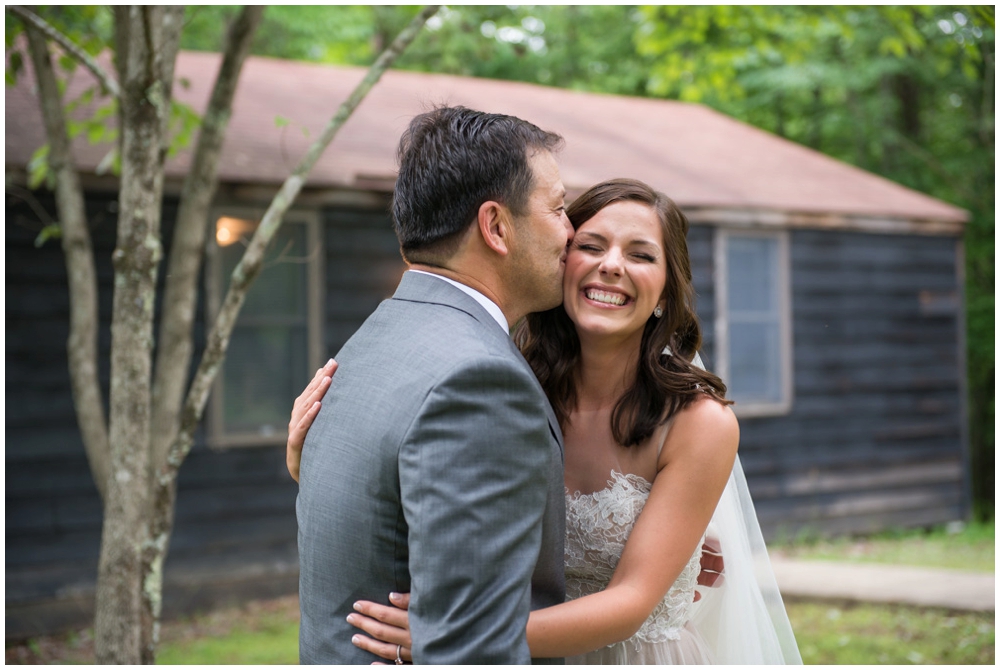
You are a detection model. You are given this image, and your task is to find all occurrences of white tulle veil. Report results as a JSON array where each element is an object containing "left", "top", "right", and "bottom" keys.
[
  {"left": 685, "top": 351, "right": 802, "bottom": 664},
  {"left": 690, "top": 454, "right": 803, "bottom": 664}
]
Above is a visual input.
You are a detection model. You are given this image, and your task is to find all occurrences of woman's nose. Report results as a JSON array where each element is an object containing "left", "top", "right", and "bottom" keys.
[{"left": 599, "top": 249, "right": 624, "bottom": 277}]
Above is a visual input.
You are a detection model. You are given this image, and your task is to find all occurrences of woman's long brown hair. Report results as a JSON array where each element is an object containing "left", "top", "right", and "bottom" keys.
[{"left": 513, "top": 178, "right": 731, "bottom": 447}]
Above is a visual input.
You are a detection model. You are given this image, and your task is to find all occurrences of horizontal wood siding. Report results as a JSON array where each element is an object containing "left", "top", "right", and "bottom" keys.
[
  {"left": 728, "top": 229, "right": 965, "bottom": 538},
  {"left": 323, "top": 206, "right": 406, "bottom": 355},
  {"left": 7, "top": 193, "right": 967, "bottom": 635},
  {"left": 6, "top": 193, "right": 299, "bottom": 637},
  {"left": 688, "top": 225, "right": 716, "bottom": 367}
]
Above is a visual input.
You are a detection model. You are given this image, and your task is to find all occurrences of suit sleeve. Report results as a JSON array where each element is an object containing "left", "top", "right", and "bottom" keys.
[{"left": 398, "top": 356, "right": 551, "bottom": 664}]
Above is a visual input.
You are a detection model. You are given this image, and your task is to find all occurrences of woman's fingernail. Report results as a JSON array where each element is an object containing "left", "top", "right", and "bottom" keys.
[
  {"left": 351, "top": 635, "right": 361, "bottom": 645},
  {"left": 354, "top": 601, "right": 363, "bottom": 610},
  {"left": 389, "top": 592, "right": 400, "bottom": 601},
  {"left": 326, "top": 358, "right": 335, "bottom": 367},
  {"left": 346, "top": 614, "right": 356, "bottom": 624}
]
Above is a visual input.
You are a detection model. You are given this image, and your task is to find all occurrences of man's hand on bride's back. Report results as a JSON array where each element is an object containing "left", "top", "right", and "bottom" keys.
[{"left": 287, "top": 359, "right": 337, "bottom": 482}]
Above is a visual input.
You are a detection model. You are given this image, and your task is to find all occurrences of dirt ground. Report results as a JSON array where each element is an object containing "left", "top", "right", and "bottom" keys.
[{"left": 5, "top": 594, "right": 301, "bottom": 664}]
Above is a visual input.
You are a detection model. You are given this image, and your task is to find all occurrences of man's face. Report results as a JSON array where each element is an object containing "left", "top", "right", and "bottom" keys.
[{"left": 508, "top": 150, "right": 573, "bottom": 313}]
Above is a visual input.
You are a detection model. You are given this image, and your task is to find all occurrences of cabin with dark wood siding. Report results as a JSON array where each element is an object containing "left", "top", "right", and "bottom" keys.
[{"left": 6, "top": 52, "right": 968, "bottom": 636}]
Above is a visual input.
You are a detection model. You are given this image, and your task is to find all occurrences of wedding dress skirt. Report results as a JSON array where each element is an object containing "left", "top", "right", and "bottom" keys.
[{"left": 562, "top": 458, "right": 802, "bottom": 665}]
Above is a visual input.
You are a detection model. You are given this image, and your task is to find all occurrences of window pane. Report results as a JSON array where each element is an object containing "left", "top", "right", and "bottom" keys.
[
  {"left": 728, "top": 236, "right": 777, "bottom": 313},
  {"left": 726, "top": 234, "right": 784, "bottom": 406},
  {"left": 223, "top": 325, "right": 309, "bottom": 436},
  {"left": 219, "top": 224, "right": 309, "bottom": 318},
  {"left": 216, "top": 218, "right": 312, "bottom": 440},
  {"left": 728, "top": 321, "right": 782, "bottom": 403}
]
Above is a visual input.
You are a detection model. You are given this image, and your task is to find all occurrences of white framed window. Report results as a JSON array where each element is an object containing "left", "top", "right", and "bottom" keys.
[
  {"left": 206, "top": 208, "right": 324, "bottom": 446},
  {"left": 714, "top": 229, "right": 793, "bottom": 417}
]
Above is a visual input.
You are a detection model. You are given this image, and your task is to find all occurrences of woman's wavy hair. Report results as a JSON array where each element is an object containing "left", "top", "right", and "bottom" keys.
[{"left": 513, "top": 178, "right": 732, "bottom": 447}]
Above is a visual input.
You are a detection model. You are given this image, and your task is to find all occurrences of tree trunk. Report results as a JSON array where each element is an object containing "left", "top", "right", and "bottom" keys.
[
  {"left": 94, "top": 7, "right": 181, "bottom": 664},
  {"left": 808, "top": 86, "right": 822, "bottom": 151},
  {"left": 22, "top": 15, "right": 111, "bottom": 502},
  {"left": 891, "top": 71, "right": 920, "bottom": 143}
]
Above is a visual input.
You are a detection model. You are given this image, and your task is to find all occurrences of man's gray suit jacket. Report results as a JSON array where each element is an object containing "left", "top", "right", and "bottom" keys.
[{"left": 297, "top": 271, "right": 566, "bottom": 664}]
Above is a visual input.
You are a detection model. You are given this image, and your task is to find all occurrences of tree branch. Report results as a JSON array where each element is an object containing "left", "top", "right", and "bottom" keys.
[
  {"left": 150, "top": 6, "right": 265, "bottom": 473},
  {"left": 9, "top": 5, "right": 122, "bottom": 99},
  {"left": 22, "top": 19, "right": 111, "bottom": 502},
  {"left": 159, "top": 3, "right": 440, "bottom": 485}
]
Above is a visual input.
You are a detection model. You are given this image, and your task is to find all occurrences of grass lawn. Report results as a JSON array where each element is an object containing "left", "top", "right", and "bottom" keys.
[
  {"left": 6, "top": 522, "right": 994, "bottom": 664},
  {"left": 7, "top": 595, "right": 994, "bottom": 665},
  {"left": 770, "top": 519, "right": 995, "bottom": 572},
  {"left": 154, "top": 597, "right": 300, "bottom": 665},
  {"left": 787, "top": 601, "right": 995, "bottom": 665}
]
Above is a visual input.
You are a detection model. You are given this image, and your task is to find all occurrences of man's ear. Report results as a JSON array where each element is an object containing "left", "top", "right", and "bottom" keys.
[{"left": 477, "top": 200, "right": 512, "bottom": 257}]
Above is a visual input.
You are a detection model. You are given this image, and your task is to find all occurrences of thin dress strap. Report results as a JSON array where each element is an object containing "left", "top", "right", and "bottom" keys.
[{"left": 655, "top": 417, "right": 676, "bottom": 460}]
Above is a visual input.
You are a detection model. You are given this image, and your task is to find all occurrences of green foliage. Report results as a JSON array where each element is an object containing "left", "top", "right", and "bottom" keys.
[
  {"left": 181, "top": 5, "right": 376, "bottom": 64},
  {"left": 5, "top": 6, "right": 113, "bottom": 87},
  {"left": 7, "top": 7, "right": 202, "bottom": 188},
  {"left": 27, "top": 145, "right": 53, "bottom": 190},
  {"left": 167, "top": 101, "right": 202, "bottom": 159},
  {"left": 181, "top": 6, "right": 654, "bottom": 96},
  {"left": 34, "top": 223, "right": 63, "bottom": 248}
]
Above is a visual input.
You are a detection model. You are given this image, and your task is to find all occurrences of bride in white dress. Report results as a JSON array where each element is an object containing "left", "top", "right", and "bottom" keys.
[{"left": 288, "top": 179, "right": 800, "bottom": 664}]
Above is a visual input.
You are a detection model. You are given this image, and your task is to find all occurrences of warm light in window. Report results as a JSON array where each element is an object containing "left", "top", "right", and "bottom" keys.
[{"left": 216, "top": 216, "right": 257, "bottom": 247}]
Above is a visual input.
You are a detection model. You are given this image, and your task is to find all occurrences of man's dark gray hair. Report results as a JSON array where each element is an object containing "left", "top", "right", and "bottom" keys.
[{"left": 392, "top": 106, "right": 564, "bottom": 262}]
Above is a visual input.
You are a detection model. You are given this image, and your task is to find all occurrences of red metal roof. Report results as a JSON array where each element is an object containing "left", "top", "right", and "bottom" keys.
[{"left": 6, "top": 50, "right": 967, "bottom": 223}]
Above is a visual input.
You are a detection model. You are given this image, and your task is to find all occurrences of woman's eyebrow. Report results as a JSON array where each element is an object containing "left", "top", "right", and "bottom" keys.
[{"left": 575, "top": 231, "right": 607, "bottom": 243}]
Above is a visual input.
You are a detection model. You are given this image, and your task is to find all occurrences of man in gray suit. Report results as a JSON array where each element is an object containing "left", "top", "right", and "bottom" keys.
[{"left": 297, "top": 107, "right": 572, "bottom": 664}]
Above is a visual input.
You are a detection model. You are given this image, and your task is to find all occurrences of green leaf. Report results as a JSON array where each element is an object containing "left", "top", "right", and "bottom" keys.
[
  {"left": 274, "top": 115, "right": 289, "bottom": 128},
  {"left": 878, "top": 36, "right": 907, "bottom": 58},
  {"left": 34, "top": 223, "right": 62, "bottom": 248},
  {"left": 6, "top": 49, "right": 23, "bottom": 86},
  {"left": 27, "top": 144, "right": 50, "bottom": 190},
  {"left": 58, "top": 53, "right": 76, "bottom": 73},
  {"left": 87, "top": 122, "right": 106, "bottom": 144}
]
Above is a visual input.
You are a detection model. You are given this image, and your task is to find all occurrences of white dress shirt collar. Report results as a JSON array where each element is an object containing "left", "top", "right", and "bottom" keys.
[{"left": 408, "top": 270, "right": 509, "bottom": 333}]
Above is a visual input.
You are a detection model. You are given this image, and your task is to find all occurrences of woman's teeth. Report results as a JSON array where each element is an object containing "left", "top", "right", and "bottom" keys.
[{"left": 585, "top": 289, "right": 627, "bottom": 306}]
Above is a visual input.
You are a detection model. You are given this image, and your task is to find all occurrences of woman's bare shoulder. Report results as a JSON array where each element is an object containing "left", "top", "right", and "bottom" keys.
[{"left": 660, "top": 395, "right": 739, "bottom": 466}]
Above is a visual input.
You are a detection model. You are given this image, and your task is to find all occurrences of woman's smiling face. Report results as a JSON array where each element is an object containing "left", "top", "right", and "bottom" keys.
[{"left": 562, "top": 200, "right": 668, "bottom": 341}]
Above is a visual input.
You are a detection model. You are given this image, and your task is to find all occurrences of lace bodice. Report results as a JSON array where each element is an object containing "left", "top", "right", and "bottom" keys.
[{"left": 564, "top": 471, "right": 703, "bottom": 648}]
